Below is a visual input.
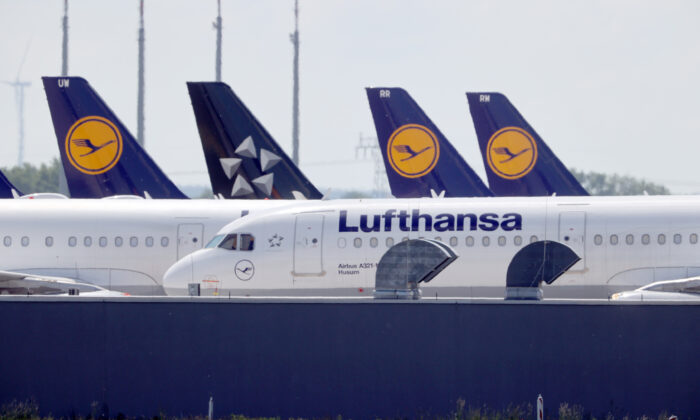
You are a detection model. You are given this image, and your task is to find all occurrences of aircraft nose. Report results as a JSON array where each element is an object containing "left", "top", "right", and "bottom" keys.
[{"left": 163, "top": 254, "right": 194, "bottom": 296}]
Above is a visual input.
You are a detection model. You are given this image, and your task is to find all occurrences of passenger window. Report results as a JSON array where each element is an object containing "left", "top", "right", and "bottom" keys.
[
  {"left": 594, "top": 234, "right": 602, "bottom": 246},
  {"left": 497, "top": 236, "right": 506, "bottom": 246},
  {"left": 610, "top": 234, "right": 618, "bottom": 245},
  {"left": 130, "top": 236, "right": 138, "bottom": 247},
  {"left": 21, "top": 236, "right": 29, "bottom": 247},
  {"left": 99, "top": 236, "right": 108, "bottom": 247},
  {"left": 337, "top": 238, "right": 346, "bottom": 248},
  {"left": 465, "top": 236, "right": 474, "bottom": 247},
  {"left": 3, "top": 236, "right": 10, "bottom": 247},
  {"left": 691, "top": 234, "right": 698, "bottom": 245},
  {"left": 219, "top": 234, "right": 237, "bottom": 250},
  {"left": 514, "top": 236, "right": 522, "bottom": 246},
  {"left": 115, "top": 236, "right": 123, "bottom": 247},
  {"left": 641, "top": 234, "right": 650, "bottom": 245},
  {"left": 146, "top": 236, "right": 154, "bottom": 247},
  {"left": 673, "top": 234, "right": 682, "bottom": 245},
  {"left": 354, "top": 238, "right": 362, "bottom": 248},
  {"left": 161, "top": 237, "right": 169, "bottom": 247},
  {"left": 449, "top": 236, "right": 458, "bottom": 247},
  {"left": 386, "top": 237, "right": 394, "bottom": 247},
  {"left": 625, "top": 234, "right": 634, "bottom": 245},
  {"left": 45, "top": 236, "right": 53, "bottom": 247},
  {"left": 482, "top": 236, "right": 490, "bottom": 247},
  {"left": 205, "top": 234, "right": 224, "bottom": 248},
  {"left": 658, "top": 234, "right": 666, "bottom": 245},
  {"left": 84, "top": 236, "right": 92, "bottom": 247},
  {"left": 68, "top": 236, "right": 77, "bottom": 247},
  {"left": 369, "top": 237, "right": 378, "bottom": 248},
  {"left": 530, "top": 235, "right": 538, "bottom": 243},
  {"left": 240, "top": 234, "right": 255, "bottom": 251},
  {"left": 401, "top": 237, "right": 409, "bottom": 242}
]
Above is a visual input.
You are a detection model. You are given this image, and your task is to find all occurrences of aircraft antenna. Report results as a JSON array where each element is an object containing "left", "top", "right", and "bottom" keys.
[
  {"left": 290, "top": 0, "right": 300, "bottom": 165},
  {"left": 214, "top": 0, "right": 222, "bottom": 81},
  {"left": 136, "top": 0, "right": 145, "bottom": 146}
]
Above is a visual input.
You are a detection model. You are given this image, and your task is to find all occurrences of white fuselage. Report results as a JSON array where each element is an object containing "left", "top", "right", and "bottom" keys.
[
  {"left": 163, "top": 196, "right": 700, "bottom": 298},
  {"left": 0, "top": 199, "right": 297, "bottom": 294}
]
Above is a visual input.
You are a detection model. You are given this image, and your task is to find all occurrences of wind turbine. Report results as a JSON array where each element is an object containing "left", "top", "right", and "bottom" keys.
[{"left": 2, "top": 43, "right": 32, "bottom": 166}]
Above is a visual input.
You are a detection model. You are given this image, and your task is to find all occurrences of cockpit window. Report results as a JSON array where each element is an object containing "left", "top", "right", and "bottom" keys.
[
  {"left": 240, "top": 234, "right": 255, "bottom": 251},
  {"left": 218, "top": 233, "right": 255, "bottom": 251},
  {"left": 206, "top": 234, "right": 225, "bottom": 249},
  {"left": 219, "top": 234, "right": 238, "bottom": 250}
]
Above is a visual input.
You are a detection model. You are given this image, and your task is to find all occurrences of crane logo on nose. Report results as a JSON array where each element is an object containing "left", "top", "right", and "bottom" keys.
[
  {"left": 65, "top": 116, "right": 123, "bottom": 175},
  {"left": 234, "top": 259, "right": 255, "bottom": 281}
]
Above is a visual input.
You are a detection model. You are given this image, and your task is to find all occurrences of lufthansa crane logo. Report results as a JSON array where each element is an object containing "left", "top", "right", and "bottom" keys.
[
  {"left": 65, "top": 116, "right": 123, "bottom": 175},
  {"left": 486, "top": 126, "right": 537, "bottom": 180},
  {"left": 387, "top": 124, "right": 440, "bottom": 178},
  {"left": 234, "top": 259, "right": 255, "bottom": 281}
]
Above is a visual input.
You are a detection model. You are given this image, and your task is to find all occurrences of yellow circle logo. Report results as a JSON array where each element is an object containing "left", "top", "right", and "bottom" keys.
[
  {"left": 387, "top": 124, "right": 440, "bottom": 178},
  {"left": 65, "top": 116, "right": 123, "bottom": 175},
  {"left": 486, "top": 126, "right": 537, "bottom": 180}
]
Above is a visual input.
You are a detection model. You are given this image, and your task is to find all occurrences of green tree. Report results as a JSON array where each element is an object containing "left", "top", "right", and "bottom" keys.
[
  {"left": 571, "top": 169, "right": 670, "bottom": 195},
  {"left": 1, "top": 158, "right": 62, "bottom": 194}
]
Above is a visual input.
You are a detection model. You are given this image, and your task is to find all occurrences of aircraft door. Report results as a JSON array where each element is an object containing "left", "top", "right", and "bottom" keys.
[
  {"left": 177, "top": 223, "right": 204, "bottom": 259},
  {"left": 293, "top": 213, "right": 325, "bottom": 276},
  {"left": 558, "top": 212, "right": 585, "bottom": 271}
]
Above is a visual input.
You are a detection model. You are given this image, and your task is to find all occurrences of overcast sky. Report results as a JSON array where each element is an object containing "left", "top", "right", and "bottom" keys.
[{"left": 1, "top": 1, "right": 700, "bottom": 193}]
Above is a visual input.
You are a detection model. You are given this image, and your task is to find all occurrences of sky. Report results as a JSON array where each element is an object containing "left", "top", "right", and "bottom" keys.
[{"left": 1, "top": 0, "right": 700, "bottom": 194}]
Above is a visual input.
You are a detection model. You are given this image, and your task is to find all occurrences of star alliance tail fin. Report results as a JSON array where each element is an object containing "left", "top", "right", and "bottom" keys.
[
  {"left": 187, "top": 82, "right": 322, "bottom": 199},
  {"left": 466, "top": 92, "right": 588, "bottom": 196},
  {"left": 42, "top": 76, "right": 187, "bottom": 199},
  {"left": 366, "top": 87, "right": 493, "bottom": 198}
]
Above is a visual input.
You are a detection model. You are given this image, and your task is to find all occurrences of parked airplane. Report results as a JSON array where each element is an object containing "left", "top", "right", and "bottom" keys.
[
  {"left": 366, "top": 87, "right": 493, "bottom": 198},
  {"left": 467, "top": 92, "right": 588, "bottom": 196},
  {"left": 42, "top": 77, "right": 188, "bottom": 199},
  {"left": 0, "top": 170, "right": 21, "bottom": 198},
  {"left": 0, "top": 198, "right": 297, "bottom": 295},
  {"left": 163, "top": 195, "right": 700, "bottom": 298},
  {"left": 187, "top": 82, "right": 322, "bottom": 200}
]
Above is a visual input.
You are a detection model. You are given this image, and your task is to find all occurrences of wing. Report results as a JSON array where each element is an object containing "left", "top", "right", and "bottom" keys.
[
  {"left": 0, "top": 270, "right": 126, "bottom": 296},
  {"left": 492, "top": 147, "right": 512, "bottom": 156},
  {"left": 393, "top": 145, "right": 412, "bottom": 154},
  {"left": 71, "top": 138, "right": 92, "bottom": 149}
]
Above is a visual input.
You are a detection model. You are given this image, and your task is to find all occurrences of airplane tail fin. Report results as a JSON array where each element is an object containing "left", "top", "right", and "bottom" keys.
[
  {"left": 466, "top": 92, "right": 588, "bottom": 196},
  {"left": 187, "top": 82, "right": 322, "bottom": 199},
  {"left": 366, "top": 87, "right": 493, "bottom": 198},
  {"left": 0, "top": 170, "right": 21, "bottom": 198},
  {"left": 42, "top": 77, "right": 187, "bottom": 199}
]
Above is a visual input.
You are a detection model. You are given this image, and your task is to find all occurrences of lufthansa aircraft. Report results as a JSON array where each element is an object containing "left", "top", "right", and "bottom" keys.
[
  {"left": 467, "top": 92, "right": 588, "bottom": 196},
  {"left": 187, "top": 82, "right": 323, "bottom": 200},
  {"left": 163, "top": 195, "right": 700, "bottom": 298},
  {"left": 366, "top": 87, "right": 493, "bottom": 198},
  {"left": 0, "top": 198, "right": 296, "bottom": 295}
]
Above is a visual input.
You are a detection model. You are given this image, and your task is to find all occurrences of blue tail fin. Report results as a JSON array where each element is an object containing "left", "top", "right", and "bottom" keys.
[
  {"left": 366, "top": 87, "right": 493, "bottom": 198},
  {"left": 467, "top": 92, "right": 588, "bottom": 196},
  {"left": 42, "top": 77, "right": 187, "bottom": 199},
  {"left": 187, "top": 82, "right": 322, "bottom": 199},
  {"left": 0, "top": 170, "right": 20, "bottom": 198}
]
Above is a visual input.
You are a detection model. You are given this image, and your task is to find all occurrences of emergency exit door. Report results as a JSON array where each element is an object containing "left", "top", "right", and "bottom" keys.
[
  {"left": 293, "top": 213, "right": 325, "bottom": 276},
  {"left": 558, "top": 212, "right": 586, "bottom": 271}
]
